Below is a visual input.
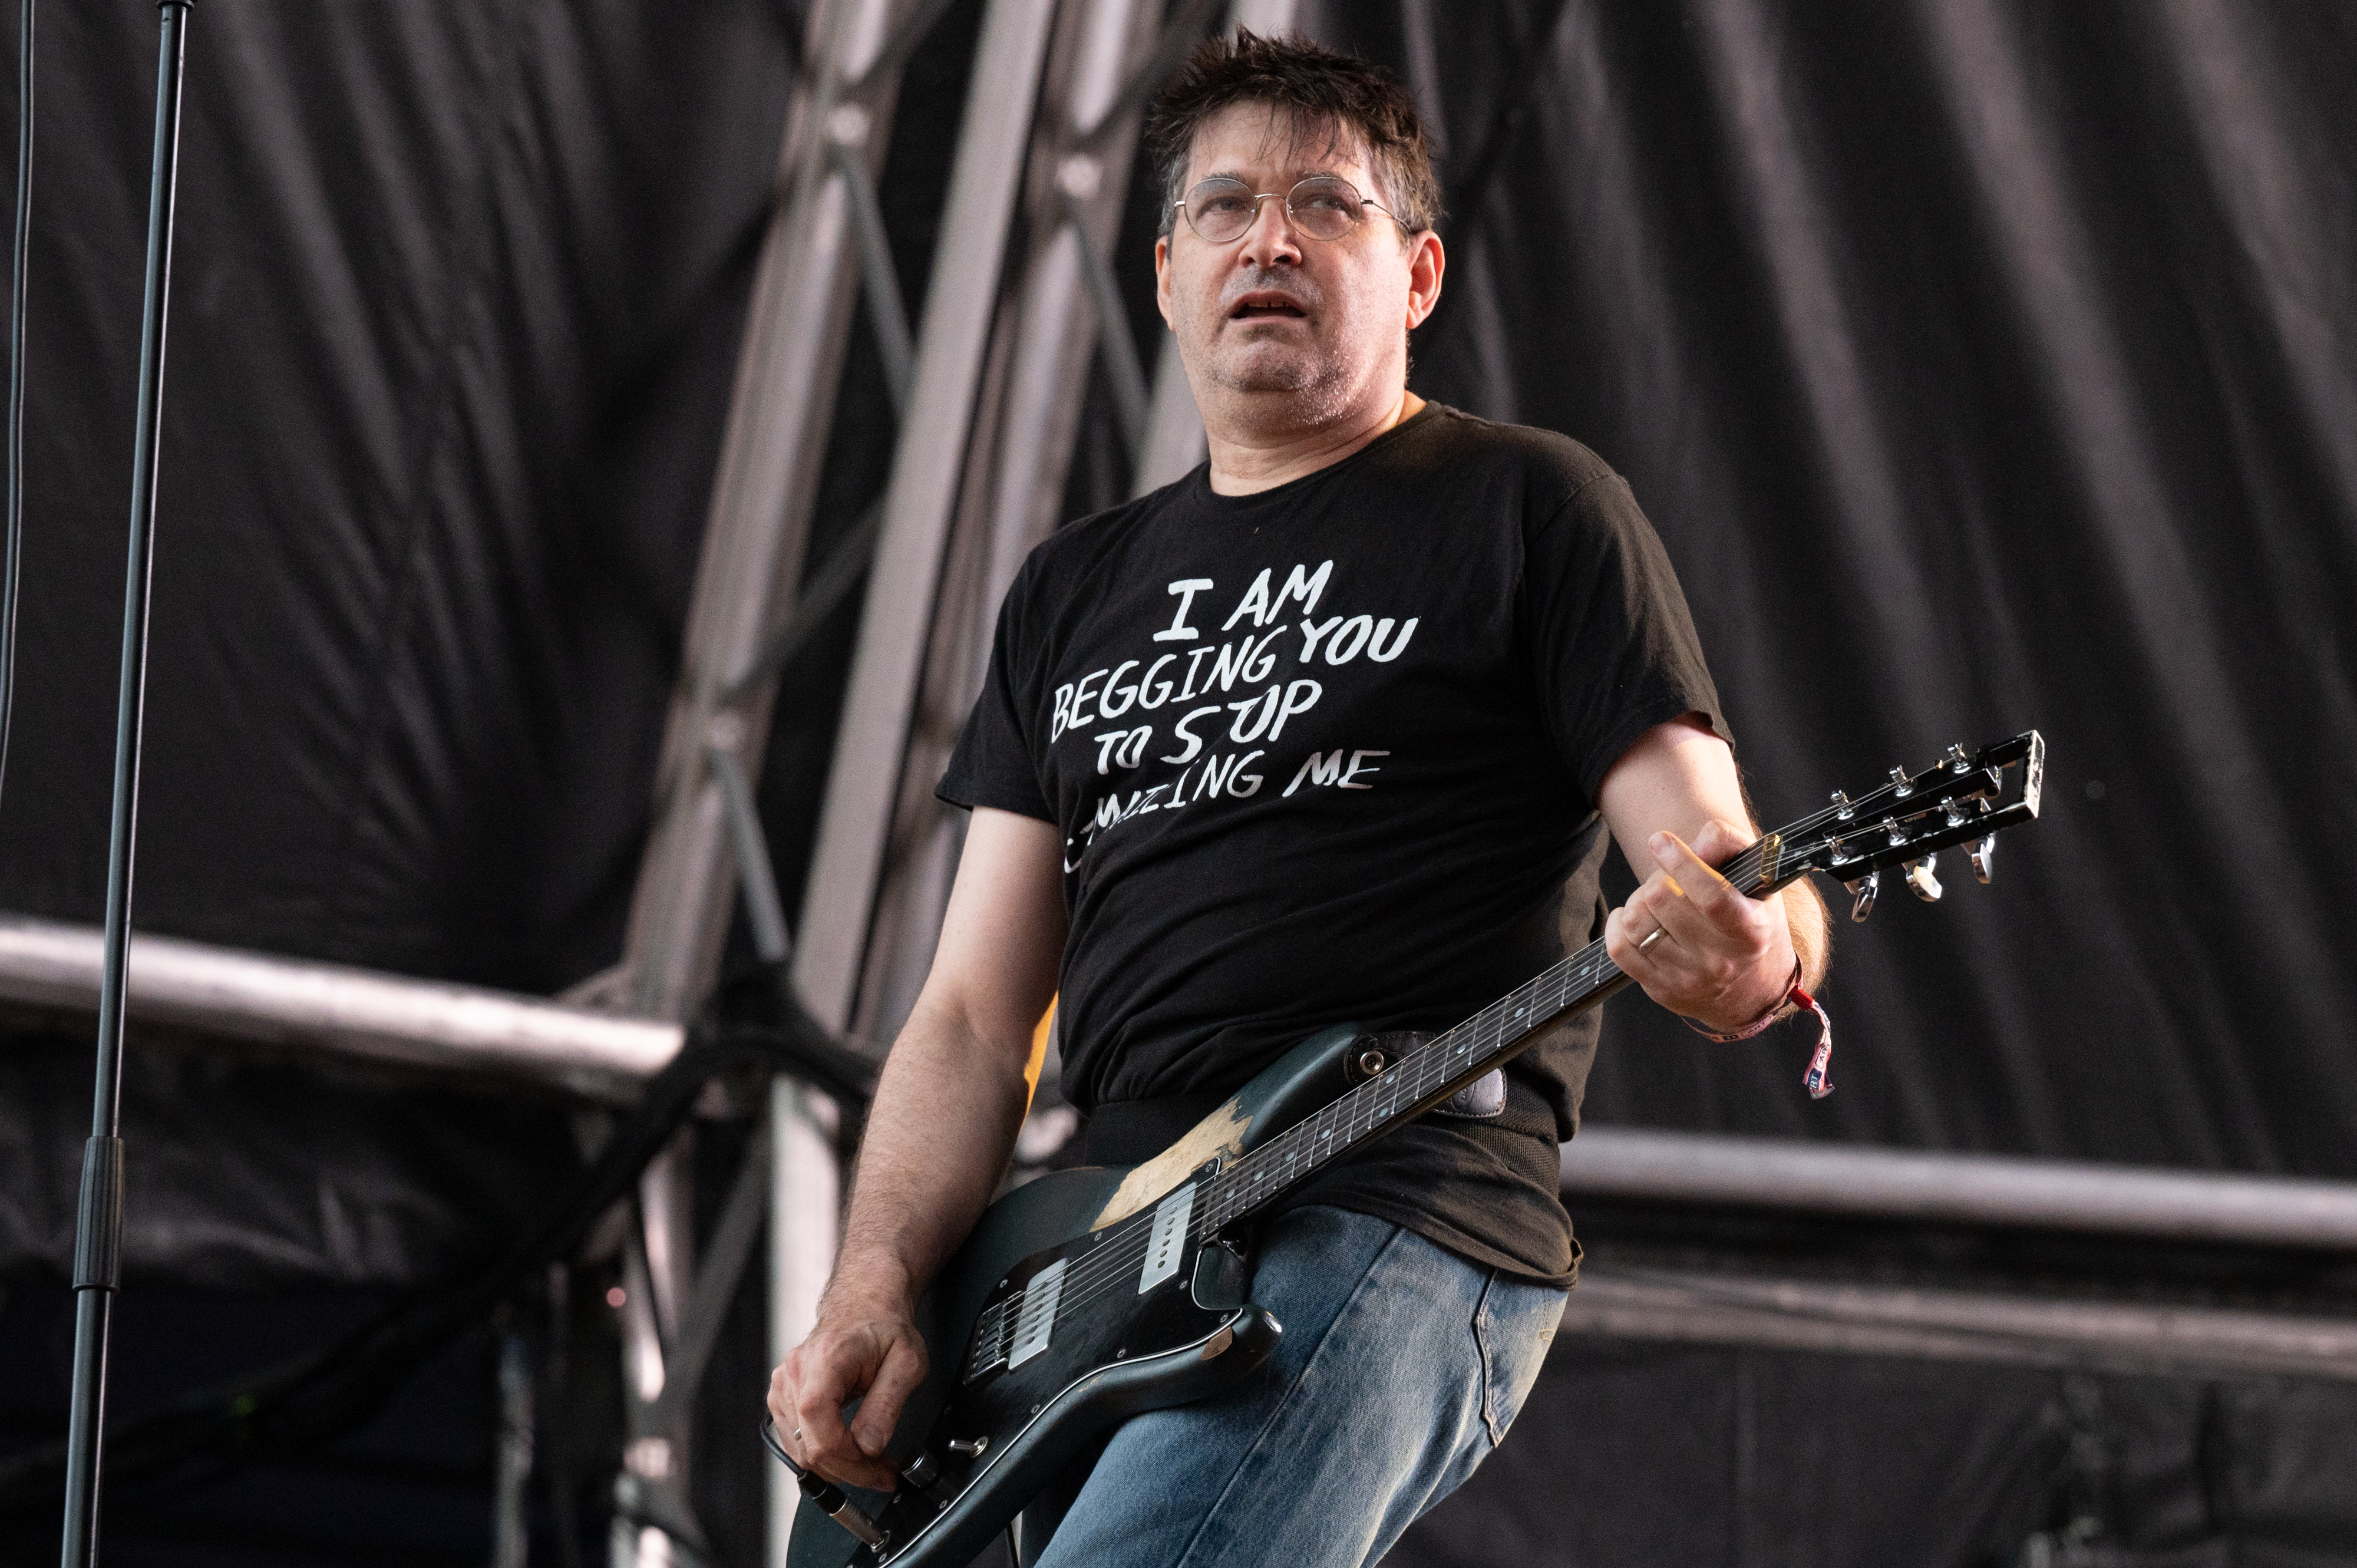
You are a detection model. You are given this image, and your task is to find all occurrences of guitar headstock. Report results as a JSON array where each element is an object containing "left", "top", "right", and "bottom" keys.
[{"left": 1742, "top": 731, "right": 2044, "bottom": 920}]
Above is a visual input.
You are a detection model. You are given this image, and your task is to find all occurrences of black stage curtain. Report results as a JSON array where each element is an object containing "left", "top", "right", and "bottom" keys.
[
  {"left": 1308, "top": 0, "right": 2357, "bottom": 1175},
  {"left": 0, "top": 0, "right": 806, "bottom": 1302},
  {"left": 0, "top": 0, "right": 798, "bottom": 993}
]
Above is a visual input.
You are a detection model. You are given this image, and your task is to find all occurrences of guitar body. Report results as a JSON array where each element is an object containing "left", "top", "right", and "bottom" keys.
[{"left": 787, "top": 1025, "right": 1368, "bottom": 1568}]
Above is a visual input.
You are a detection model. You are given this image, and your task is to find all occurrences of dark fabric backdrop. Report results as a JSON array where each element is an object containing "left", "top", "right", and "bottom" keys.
[
  {"left": 1308, "top": 0, "right": 2357, "bottom": 1174},
  {"left": 0, "top": 0, "right": 798, "bottom": 993}
]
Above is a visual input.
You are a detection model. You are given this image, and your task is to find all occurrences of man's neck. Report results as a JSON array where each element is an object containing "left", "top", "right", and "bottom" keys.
[{"left": 1204, "top": 388, "right": 1425, "bottom": 497}]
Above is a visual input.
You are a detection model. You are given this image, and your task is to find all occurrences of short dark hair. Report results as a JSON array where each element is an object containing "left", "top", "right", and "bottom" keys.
[{"left": 1145, "top": 29, "right": 1442, "bottom": 240}]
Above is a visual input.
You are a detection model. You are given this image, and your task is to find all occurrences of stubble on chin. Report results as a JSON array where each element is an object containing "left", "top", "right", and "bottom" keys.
[
  {"left": 1213, "top": 344, "right": 1315, "bottom": 394},
  {"left": 1203, "top": 331, "right": 1351, "bottom": 422}
]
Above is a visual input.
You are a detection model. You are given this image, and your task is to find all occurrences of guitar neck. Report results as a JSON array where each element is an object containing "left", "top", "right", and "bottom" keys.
[
  {"left": 1192, "top": 833, "right": 1798, "bottom": 1237},
  {"left": 1180, "top": 728, "right": 2046, "bottom": 1242}
]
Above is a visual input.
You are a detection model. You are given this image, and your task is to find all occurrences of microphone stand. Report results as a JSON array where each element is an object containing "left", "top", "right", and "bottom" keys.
[{"left": 58, "top": 3, "right": 193, "bottom": 1562}]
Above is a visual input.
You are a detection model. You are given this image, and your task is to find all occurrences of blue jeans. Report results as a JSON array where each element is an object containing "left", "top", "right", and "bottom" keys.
[{"left": 1025, "top": 1206, "right": 1568, "bottom": 1568}]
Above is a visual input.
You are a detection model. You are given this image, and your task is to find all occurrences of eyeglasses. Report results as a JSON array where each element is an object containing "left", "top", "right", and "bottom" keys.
[{"left": 1172, "top": 174, "right": 1407, "bottom": 245}]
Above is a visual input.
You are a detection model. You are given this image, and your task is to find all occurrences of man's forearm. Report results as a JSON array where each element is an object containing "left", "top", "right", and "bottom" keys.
[
  {"left": 1785, "top": 877, "right": 1830, "bottom": 993},
  {"left": 824, "top": 995, "right": 1035, "bottom": 1312}
]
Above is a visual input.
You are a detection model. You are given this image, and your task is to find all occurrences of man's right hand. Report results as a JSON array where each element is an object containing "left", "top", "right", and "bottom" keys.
[
  {"left": 762, "top": 810, "right": 1065, "bottom": 1493},
  {"left": 768, "top": 1290, "right": 930, "bottom": 1493}
]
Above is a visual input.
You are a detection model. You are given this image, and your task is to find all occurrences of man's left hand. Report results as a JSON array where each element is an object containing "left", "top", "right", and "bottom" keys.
[{"left": 1602, "top": 819, "right": 1797, "bottom": 1034}]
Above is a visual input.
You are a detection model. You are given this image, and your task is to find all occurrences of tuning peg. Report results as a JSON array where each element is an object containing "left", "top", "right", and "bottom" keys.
[
  {"left": 1846, "top": 870, "right": 1879, "bottom": 923},
  {"left": 1903, "top": 853, "right": 1942, "bottom": 902},
  {"left": 1890, "top": 766, "right": 1914, "bottom": 798},
  {"left": 1969, "top": 834, "right": 1996, "bottom": 883},
  {"left": 1830, "top": 789, "right": 1854, "bottom": 821},
  {"left": 1945, "top": 742, "right": 1970, "bottom": 772}
]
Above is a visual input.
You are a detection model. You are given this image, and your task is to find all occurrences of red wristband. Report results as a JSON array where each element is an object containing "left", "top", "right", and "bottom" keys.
[{"left": 1679, "top": 959, "right": 1838, "bottom": 1100}]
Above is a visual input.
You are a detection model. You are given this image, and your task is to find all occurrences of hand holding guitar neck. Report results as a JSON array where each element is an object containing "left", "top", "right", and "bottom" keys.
[{"left": 1604, "top": 818, "right": 1808, "bottom": 1034}]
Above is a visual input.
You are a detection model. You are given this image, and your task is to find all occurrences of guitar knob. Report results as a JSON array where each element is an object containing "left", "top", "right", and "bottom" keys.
[
  {"left": 1969, "top": 833, "right": 1996, "bottom": 884},
  {"left": 1846, "top": 870, "right": 1879, "bottom": 923},
  {"left": 1903, "top": 854, "right": 1943, "bottom": 902}
]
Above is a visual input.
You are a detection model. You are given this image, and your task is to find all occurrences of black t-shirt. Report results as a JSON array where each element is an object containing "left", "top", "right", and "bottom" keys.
[{"left": 937, "top": 404, "right": 1726, "bottom": 1285}]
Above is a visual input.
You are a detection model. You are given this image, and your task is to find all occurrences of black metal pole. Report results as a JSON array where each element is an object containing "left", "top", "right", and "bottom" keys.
[
  {"left": 1, "top": 0, "right": 35, "bottom": 795},
  {"left": 58, "top": 4, "right": 191, "bottom": 1563}
]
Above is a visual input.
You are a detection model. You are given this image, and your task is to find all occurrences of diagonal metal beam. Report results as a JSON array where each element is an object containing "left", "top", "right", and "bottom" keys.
[
  {"left": 652, "top": 1125, "right": 774, "bottom": 1431},
  {"left": 841, "top": 0, "right": 1176, "bottom": 1050},
  {"left": 617, "top": 0, "right": 913, "bottom": 1029},
  {"left": 790, "top": 0, "right": 1062, "bottom": 1039}
]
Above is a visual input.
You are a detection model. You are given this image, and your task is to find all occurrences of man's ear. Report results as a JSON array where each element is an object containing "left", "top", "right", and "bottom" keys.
[
  {"left": 1154, "top": 235, "right": 1175, "bottom": 331},
  {"left": 1404, "top": 229, "right": 1445, "bottom": 329}
]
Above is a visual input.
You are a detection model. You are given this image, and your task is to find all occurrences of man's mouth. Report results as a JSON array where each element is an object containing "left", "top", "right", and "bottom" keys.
[{"left": 1229, "top": 294, "right": 1308, "bottom": 320}]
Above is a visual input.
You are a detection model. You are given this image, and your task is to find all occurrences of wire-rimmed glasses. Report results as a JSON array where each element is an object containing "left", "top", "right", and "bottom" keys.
[{"left": 1172, "top": 174, "right": 1406, "bottom": 244}]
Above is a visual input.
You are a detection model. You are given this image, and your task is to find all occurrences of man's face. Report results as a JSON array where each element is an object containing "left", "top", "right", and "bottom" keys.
[{"left": 1155, "top": 102, "right": 1437, "bottom": 425}]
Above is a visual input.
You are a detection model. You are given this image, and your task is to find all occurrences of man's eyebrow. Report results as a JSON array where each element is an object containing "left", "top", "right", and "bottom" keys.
[{"left": 1193, "top": 163, "right": 1361, "bottom": 186}]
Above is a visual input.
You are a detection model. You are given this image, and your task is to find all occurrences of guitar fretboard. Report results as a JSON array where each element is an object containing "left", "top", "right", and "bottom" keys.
[
  {"left": 1189, "top": 822, "right": 1808, "bottom": 1239},
  {"left": 1189, "top": 932, "right": 1623, "bottom": 1237}
]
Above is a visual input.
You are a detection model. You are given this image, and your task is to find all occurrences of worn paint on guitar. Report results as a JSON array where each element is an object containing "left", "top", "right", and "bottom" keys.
[{"left": 1087, "top": 1024, "right": 1366, "bottom": 1229}]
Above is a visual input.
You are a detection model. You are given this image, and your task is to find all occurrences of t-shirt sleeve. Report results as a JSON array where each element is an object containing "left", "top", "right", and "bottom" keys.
[
  {"left": 937, "top": 569, "right": 1057, "bottom": 823},
  {"left": 1522, "top": 471, "right": 1731, "bottom": 806}
]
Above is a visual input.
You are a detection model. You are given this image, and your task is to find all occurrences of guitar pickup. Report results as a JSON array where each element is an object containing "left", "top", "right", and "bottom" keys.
[
  {"left": 1140, "top": 1183, "right": 1196, "bottom": 1293},
  {"left": 1006, "top": 1257, "right": 1066, "bottom": 1369}
]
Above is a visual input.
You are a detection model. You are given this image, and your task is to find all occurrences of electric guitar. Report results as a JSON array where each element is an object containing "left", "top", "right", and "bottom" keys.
[{"left": 770, "top": 731, "right": 2046, "bottom": 1567}]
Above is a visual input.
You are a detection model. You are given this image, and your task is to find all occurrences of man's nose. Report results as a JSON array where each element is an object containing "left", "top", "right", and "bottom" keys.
[{"left": 1236, "top": 194, "right": 1303, "bottom": 267}]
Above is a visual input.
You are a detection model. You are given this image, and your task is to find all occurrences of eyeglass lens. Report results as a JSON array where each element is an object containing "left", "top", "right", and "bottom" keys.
[{"left": 1183, "top": 176, "right": 1367, "bottom": 243}]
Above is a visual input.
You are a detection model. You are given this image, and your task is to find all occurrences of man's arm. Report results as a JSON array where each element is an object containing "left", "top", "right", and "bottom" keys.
[
  {"left": 1597, "top": 715, "right": 1828, "bottom": 1032},
  {"left": 768, "top": 807, "right": 1067, "bottom": 1490}
]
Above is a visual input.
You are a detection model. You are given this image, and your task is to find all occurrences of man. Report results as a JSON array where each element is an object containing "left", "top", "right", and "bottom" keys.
[{"left": 771, "top": 31, "right": 1828, "bottom": 1567}]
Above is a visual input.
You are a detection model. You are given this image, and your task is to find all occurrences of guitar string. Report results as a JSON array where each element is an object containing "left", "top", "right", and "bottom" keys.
[
  {"left": 968, "top": 810, "right": 1883, "bottom": 1370},
  {"left": 1178, "top": 758, "right": 2011, "bottom": 1241},
  {"left": 972, "top": 830, "right": 1769, "bottom": 1361},
  {"left": 976, "top": 930, "right": 1624, "bottom": 1355},
  {"left": 967, "top": 760, "right": 2010, "bottom": 1370},
  {"left": 969, "top": 828, "right": 1798, "bottom": 1366}
]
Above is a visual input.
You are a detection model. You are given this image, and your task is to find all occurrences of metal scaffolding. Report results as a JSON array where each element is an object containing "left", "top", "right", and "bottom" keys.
[
  {"left": 810, "top": 0, "right": 1220, "bottom": 1058},
  {"left": 576, "top": 0, "right": 945, "bottom": 1558}
]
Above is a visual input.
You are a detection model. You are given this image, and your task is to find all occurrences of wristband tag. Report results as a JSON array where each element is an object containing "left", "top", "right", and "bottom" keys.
[{"left": 1795, "top": 986, "right": 1834, "bottom": 1099}]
